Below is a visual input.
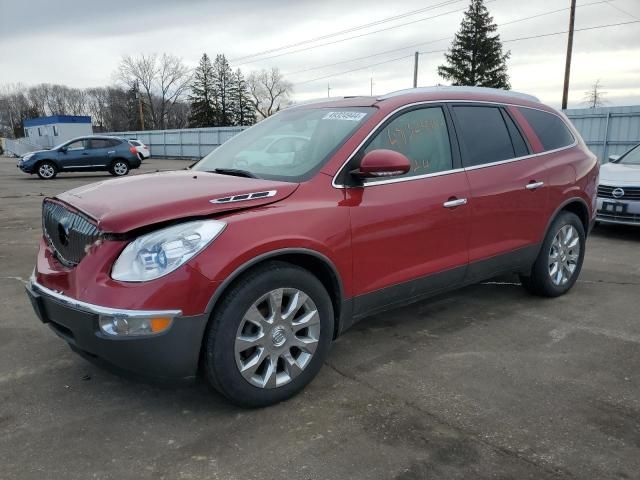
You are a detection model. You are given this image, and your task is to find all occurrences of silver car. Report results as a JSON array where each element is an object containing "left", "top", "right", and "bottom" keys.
[{"left": 597, "top": 144, "right": 640, "bottom": 225}]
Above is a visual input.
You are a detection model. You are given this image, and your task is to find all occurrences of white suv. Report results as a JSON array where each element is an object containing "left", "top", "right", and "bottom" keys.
[{"left": 597, "top": 144, "right": 640, "bottom": 226}]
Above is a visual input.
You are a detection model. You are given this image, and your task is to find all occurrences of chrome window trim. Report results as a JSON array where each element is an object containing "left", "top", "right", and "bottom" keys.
[
  {"left": 332, "top": 99, "right": 578, "bottom": 189},
  {"left": 29, "top": 276, "right": 182, "bottom": 319}
]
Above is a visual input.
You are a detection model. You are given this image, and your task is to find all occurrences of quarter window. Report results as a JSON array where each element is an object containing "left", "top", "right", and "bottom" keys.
[
  {"left": 363, "top": 107, "right": 453, "bottom": 178},
  {"left": 502, "top": 110, "right": 529, "bottom": 157},
  {"left": 517, "top": 107, "right": 574, "bottom": 151},
  {"left": 453, "top": 106, "right": 517, "bottom": 167}
]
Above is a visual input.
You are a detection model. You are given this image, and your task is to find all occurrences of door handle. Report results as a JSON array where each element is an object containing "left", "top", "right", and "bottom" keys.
[
  {"left": 526, "top": 181, "right": 544, "bottom": 190},
  {"left": 443, "top": 198, "right": 467, "bottom": 208}
]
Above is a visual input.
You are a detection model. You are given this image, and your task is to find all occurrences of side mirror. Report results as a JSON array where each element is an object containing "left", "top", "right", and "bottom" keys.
[
  {"left": 59, "top": 146, "right": 67, "bottom": 153},
  {"left": 608, "top": 154, "right": 620, "bottom": 163},
  {"left": 351, "top": 149, "right": 411, "bottom": 179}
]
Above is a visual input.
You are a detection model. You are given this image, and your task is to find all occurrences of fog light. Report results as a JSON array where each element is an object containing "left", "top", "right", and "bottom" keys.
[{"left": 99, "top": 315, "right": 173, "bottom": 337}]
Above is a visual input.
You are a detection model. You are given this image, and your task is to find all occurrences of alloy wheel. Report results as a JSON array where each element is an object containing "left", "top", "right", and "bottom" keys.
[
  {"left": 548, "top": 224, "right": 580, "bottom": 286},
  {"left": 234, "top": 288, "right": 320, "bottom": 389},
  {"left": 114, "top": 162, "right": 128, "bottom": 175},
  {"left": 39, "top": 164, "right": 55, "bottom": 178}
]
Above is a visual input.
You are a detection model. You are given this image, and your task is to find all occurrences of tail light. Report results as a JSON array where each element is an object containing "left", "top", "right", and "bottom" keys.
[{"left": 130, "top": 146, "right": 137, "bottom": 154}]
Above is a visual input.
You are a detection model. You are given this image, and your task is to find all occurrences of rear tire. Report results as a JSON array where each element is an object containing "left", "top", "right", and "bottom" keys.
[
  {"left": 110, "top": 159, "right": 129, "bottom": 176},
  {"left": 203, "top": 261, "right": 334, "bottom": 408},
  {"left": 36, "top": 161, "right": 57, "bottom": 180},
  {"left": 520, "top": 211, "right": 585, "bottom": 297}
]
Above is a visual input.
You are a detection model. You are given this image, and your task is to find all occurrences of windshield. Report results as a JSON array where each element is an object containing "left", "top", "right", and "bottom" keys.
[
  {"left": 618, "top": 145, "right": 640, "bottom": 165},
  {"left": 193, "top": 107, "right": 374, "bottom": 182}
]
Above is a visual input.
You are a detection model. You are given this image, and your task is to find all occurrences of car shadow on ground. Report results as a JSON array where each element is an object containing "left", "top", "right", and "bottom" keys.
[{"left": 591, "top": 223, "right": 640, "bottom": 241}]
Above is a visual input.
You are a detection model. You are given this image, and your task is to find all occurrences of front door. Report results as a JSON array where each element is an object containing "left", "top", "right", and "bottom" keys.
[
  {"left": 449, "top": 104, "right": 549, "bottom": 281},
  {"left": 345, "top": 105, "right": 471, "bottom": 316},
  {"left": 58, "top": 139, "right": 89, "bottom": 169}
]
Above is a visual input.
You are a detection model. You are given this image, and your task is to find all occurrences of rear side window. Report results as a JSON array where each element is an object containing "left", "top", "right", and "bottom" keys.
[
  {"left": 452, "top": 106, "right": 517, "bottom": 167},
  {"left": 109, "top": 139, "right": 122, "bottom": 147},
  {"left": 129, "top": 140, "right": 140, "bottom": 146},
  {"left": 89, "top": 139, "right": 111, "bottom": 149},
  {"left": 363, "top": 106, "right": 453, "bottom": 178},
  {"left": 517, "top": 107, "right": 574, "bottom": 151}
]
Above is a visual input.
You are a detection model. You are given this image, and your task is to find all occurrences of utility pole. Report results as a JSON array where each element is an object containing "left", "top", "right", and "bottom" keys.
[
  {"left": 561, "top": 0, "right": 577, "bottom": 110},
  {"left": 370, "top": 77, "right": 374, "bottom": 96},
  {"left": 135, "top": 80, "right": 145, "bottom": 130},
  {"left": 327, "top": 83, "right": 331, "bottom": 98},
  {"left": 413, "top": 51, "right": 419, "bottom": 88}
]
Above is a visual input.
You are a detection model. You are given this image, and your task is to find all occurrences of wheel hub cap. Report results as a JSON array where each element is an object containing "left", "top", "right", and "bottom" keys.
[
  {"left": 271, "top": 326, "right": 288, "bottom": 347},
  {"left": 548, "top": 224, "right": 580, "bottom": 286},
  {"left": 234, "top": 288, "right": 321, "bottom": 389}
]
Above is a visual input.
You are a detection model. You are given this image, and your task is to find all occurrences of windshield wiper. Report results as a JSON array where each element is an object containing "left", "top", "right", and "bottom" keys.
[{"left": 210, "top": 168, "right": 259, "bottom": 179}]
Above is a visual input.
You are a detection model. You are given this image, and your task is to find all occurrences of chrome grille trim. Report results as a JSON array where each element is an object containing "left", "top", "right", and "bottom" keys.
[
  {"left": 209, "top": 190, "right": 277, "bottom": 204},
  {"left": 597, "top": 185, "right": 640, "bottom": 201},
  {"left": 42, "top": 200, "right": 101, "bottom": 267}
]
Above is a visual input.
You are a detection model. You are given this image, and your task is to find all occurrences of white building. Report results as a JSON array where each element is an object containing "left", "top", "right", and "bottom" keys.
[{"left": 23, "top": 115, "right": 93, "bottom": 148}]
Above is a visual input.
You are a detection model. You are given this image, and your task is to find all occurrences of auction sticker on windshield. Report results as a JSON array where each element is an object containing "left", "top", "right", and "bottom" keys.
[{"left": 322, "top": 111, "right": 368, "bottom": 121}]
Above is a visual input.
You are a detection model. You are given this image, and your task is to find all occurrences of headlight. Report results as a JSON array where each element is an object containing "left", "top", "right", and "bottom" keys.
[
  {"left": 22, "top": 153, "right": 34, "bottom": 162},
  {"left": 111, "top": 219, "right": 226, "bottom": 282}
]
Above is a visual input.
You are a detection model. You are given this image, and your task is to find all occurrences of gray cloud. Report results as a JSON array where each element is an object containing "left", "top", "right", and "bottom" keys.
[{"left": 1, "top": 0, "right": 639, "bottom": 108}]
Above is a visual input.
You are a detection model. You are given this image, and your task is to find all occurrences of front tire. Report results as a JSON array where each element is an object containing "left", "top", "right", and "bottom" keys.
[
  {"left": 110, "top": 160, "right": 129, "bottom": 176},
  {"left": 36, "top": 161, "right": 57, "bottom": 180},
  {"left": 520, "top": 211, "right": 585, "bottom": 297},
  {"left": 203, "top": 262, "right": 334, "bottom": 408}
]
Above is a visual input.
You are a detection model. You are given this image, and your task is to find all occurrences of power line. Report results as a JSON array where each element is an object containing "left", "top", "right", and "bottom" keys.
[
  {"left": 232, "top": 1, "right": 490, "bottom": 66},
  {"left": 286, "top": 0, "right": 606, "bottom": 79},
  {"left": 604, "top": 0, "right": 639, "bottom": 20},
  {"left": 295, "top": 19, "right": 640, "bottom": 87},
  {"left": 230, "top": 0, "right": 464, "bottom": 63}
]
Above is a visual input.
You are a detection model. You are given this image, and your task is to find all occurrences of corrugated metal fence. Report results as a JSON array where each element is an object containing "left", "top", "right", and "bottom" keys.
[
  {"left": 565, "top": 105, "right": 640, "bottom": 162},
  {"left": 105, "top": 126, "right": 247, "bottom": 159},
  {"left": 7, "top": 107, "right": 638, "bottom": 161}
]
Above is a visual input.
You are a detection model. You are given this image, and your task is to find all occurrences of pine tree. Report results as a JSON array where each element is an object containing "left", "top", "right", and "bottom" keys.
[
  {"left": 212, "top": 54, "right": 235, "bottom": 126},
  {"left": 188, "top": 53, "right": 217, "bottom": 127},
  {"left": 230, "top": 69, "right": 256, "bottom": 126},
  {"left": 438, "top": 0, "right": 510, "bottom": 89}
]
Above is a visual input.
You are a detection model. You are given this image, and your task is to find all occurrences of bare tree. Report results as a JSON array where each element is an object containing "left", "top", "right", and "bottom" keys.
[
  {"left": 117, "top": 53, "right": 192, "bottom": 128},
  {"left": 246, "top": 68, "right": 293, "bottom": 119},
  {"left": 583, "top": 79, "right": 608, "bottom": 109},
  {"left": 0, "top": 83, "right": 36, "bottom": 137}
]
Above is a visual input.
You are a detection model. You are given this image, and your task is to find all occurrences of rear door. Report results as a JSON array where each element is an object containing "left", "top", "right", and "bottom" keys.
[
  {"left": 450, "top": 104, "right": 549, "bottom": 281},
  {"left": 86, "top": 138, "right": 112, "bottom": 167},
  {"left": 345, "top": 105, "right": 471, "bottom": 316}
]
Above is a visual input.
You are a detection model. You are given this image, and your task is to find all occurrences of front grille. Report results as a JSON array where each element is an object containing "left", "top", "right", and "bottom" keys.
[
  {"left": 596, "top": 211, "right": 640, "bottom": 225},
  {"left": 42, "top": 200, "right": 101, "bottom": 267},
  {"left": 597, "top": 185, "right": 640, "bottom": 201}
]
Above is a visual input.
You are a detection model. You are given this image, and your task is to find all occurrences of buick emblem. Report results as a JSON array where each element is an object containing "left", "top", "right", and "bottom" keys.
[
  {"left": 57, "top": 217, "right": 72, "bottom": 246},
  {"left": 612, "top": 188, "right": 625, "bottom": 199}
]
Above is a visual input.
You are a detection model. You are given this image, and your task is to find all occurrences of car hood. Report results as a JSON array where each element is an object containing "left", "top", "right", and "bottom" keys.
[
  {"left": 600, "top": 162, "right": 640, "bottom": 186},
  {"left": 55, "top": 170, "right": 299, "bottom": 233},
  {"left": 24, "top": 150, "right": 51, "bottom": 158}
]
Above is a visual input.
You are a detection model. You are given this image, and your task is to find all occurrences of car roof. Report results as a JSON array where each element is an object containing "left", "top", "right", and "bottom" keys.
[
  {"left": 68, "top": 135, "right": 124, "bottom": 142},
  {"left": 289, "top": 86, "right": 548, "bottom": 112}
]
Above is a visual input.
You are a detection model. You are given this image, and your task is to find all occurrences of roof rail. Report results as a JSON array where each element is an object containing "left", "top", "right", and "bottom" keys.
[{"left": 378, "top": 86, "right": 540, "bottom": 103}]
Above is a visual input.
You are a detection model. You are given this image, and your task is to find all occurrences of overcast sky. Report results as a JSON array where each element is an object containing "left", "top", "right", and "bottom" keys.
[{"left": 1, "top": 0, "right": 639, "bottom": 108}]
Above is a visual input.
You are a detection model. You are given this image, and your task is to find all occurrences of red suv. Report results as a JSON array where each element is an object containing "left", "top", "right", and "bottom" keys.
[{"left": 26, "top": 87, "right": 598, "bottom": 407}]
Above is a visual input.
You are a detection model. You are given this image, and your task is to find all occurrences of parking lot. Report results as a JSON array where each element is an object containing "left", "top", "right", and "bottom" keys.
[{"left": 1, "top": 155, "right": 639, "bottom": 479}]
